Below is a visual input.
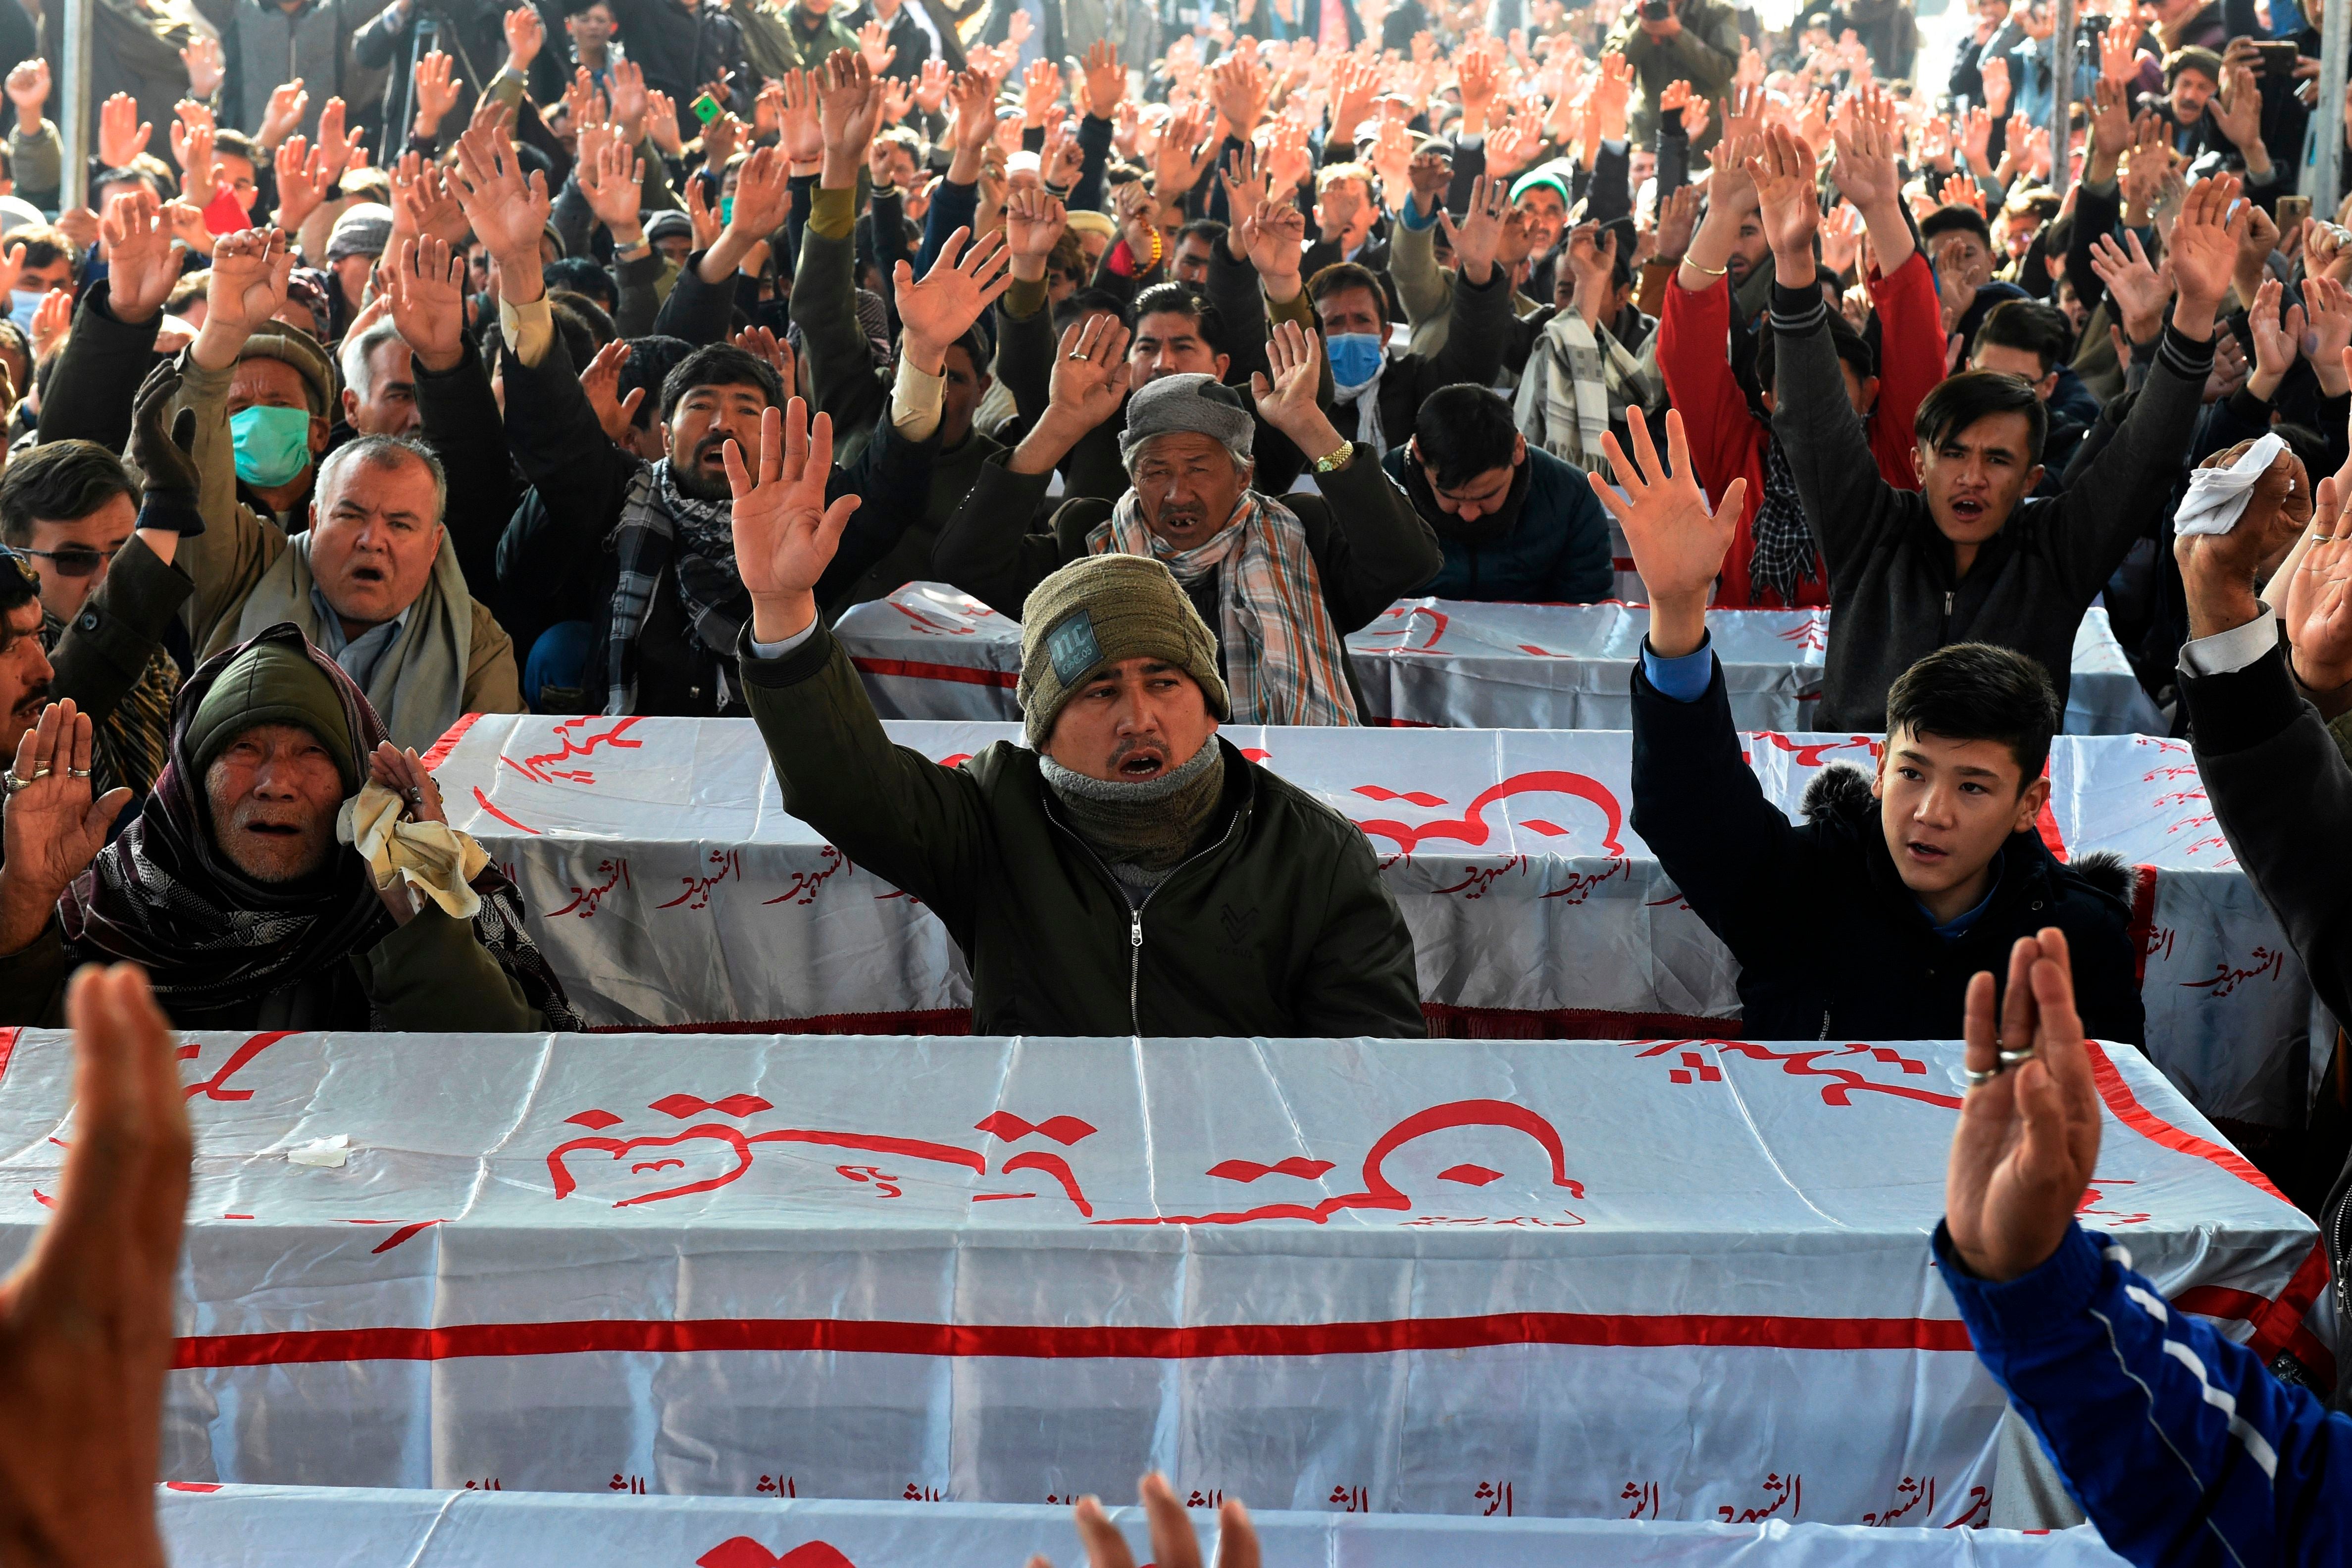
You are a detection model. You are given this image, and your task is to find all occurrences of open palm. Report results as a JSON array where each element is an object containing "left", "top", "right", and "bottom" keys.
[
  {"left": 727, "top": 401, "right": 862, "bottom": 608},
  {"left": 1587, "top": 408, "right": 1745, "bottom": 605}
]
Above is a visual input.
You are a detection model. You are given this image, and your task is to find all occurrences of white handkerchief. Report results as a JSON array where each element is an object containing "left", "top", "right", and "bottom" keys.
[{"left": 2175, "top": 432, "right": 2289, "bottom": 537}]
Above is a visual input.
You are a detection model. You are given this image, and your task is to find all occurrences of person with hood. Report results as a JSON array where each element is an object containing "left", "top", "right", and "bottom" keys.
[
  {"left": 1386, "top": 384, "right": 1613, "bottom": 604},
  {"left": 1656, "top": 98, "right": 1943, "bottom": 608},
  {"left": 727, "top": 396, "right": 1426, "bottom": 1037},
  {"left": 0, "top": 623, "right": 579, "bottom": 1030},
  {"left": 1604, "top": 405, "right": 2145, "bottom": 1046}
]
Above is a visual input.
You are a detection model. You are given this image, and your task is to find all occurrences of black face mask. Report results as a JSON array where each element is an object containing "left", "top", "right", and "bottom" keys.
[{"left": 1402, "top": 453, "right": 1531, "bottom": 547}]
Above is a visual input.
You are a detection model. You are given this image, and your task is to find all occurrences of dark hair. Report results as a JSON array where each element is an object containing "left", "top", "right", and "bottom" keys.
[
  {"left": 0, "top": 543, "right": 32, "bottom": 616},
  {"left": 1919, "top": 204, "right": 1993, "bottom": 250},
  {"left": 1885, "top": 642, "right": 2059, "bottom": 782},
  {"left": 1308, "top": 260, "right": 1387, "bottom": 311},
  {"left": 617, "top": 334, "right": 693, "bottom": 431},
  {"left": 212, "top": 128, "right": 260, "bottom": 168},
  {"left": 0, "top": 440, "right": 135, "bottom": 546},
  {"left": 658, "top": 342, "right": 784, "bottom": 420},
  {"left": 1972, "top": 299, "right": 2073, "bottom": 377},
  {"left": 1756, "top": 308, "right": 1876, "bottom": 391},
  {"left": 1175, "top": 218, "right": 1228, "bottom": 249},
  {"left": 94, "top": 165, "right": 159, "bottom": 198},
  {"left": 1054, "top": 286, "right": 1133, "bottom": 335},
  {"left": 1131, "top": 283, "right": 1224, "bottom": 354},
  {"left": 1412, "top": 384, "right": 1521, "bottom": 488},
  {"left": 11, "top": 224, "right": 71, "bottom": 276},
  {"left": 1914, "top": 369, "right": 2049, "bottom": 465},
  {"left": 546, "top": 257, "right": 619, "bottom": 312}
]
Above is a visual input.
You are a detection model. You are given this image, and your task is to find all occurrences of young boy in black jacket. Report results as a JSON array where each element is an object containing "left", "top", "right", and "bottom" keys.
[{"left": 1591, "top": 405, "right": 2145, "bottom": 1044}]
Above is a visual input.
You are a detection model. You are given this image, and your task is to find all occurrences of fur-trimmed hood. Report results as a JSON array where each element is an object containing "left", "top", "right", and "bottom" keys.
[{"left": 1796, "top": 761, "right": 2136, "bottom": 908}]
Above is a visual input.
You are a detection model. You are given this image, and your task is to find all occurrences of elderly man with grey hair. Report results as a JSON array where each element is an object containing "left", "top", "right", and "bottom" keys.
[
  {"left": 935, "top": 318, "right": 1438, "bottom": 724},
  {"left": 339, "top": 318, "right": 423, "bottom": 438},
  {"left": 174, "top": 227, "right": 523, "bottom": 751}
]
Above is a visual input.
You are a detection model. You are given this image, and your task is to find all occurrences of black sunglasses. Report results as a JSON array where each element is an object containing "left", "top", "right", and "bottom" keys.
[{"left": 16, "top": 542, "right": 122, "bottom": 578}]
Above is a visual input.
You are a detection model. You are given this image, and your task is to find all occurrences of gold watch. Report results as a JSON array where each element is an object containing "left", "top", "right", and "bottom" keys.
[{"left": 1313, "top": 443, "right": 1356, "bottom": 474}]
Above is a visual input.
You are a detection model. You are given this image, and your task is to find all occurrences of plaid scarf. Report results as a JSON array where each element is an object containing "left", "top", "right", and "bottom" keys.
[
  {"left": 58, "top": 622, "right": 581, "bottom": 1029},
  {"left": 1515, "top": 310, "right": 1656, "bottom": 475},
  {"left": 1748, "top": 432, "right": 1823, "bottom": 608},
  {"left": 42, "top": 611, "right": 176, "bottom": 800},
  {"left": 1088, "top": 490, "right": 1360, "bottom": 727},
  {"left": 604, "top": 461, "right": 748, "bottom": 715}
]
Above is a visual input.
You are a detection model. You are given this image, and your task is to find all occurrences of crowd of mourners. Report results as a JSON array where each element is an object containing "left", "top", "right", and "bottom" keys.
[{"left": 10, "top": 0, "right": 2352, "bottom": 1556}]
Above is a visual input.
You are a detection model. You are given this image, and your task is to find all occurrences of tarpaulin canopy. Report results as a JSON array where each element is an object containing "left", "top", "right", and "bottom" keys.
[
  {"left": 0, "top": 1027, "right": 2318, "bottom": 1517},
  {"left": 426, "top": 715, "right": 2313, "bottom": 1130},
  {"left": 156, "top": 1483, "right": 2138, "bottom": 1565},
  {"left": 832, "top": 587, "right": 2165, "bottom": 735}
]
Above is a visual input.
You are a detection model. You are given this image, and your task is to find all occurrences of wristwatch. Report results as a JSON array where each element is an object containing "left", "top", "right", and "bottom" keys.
[{"left": 1313, "top": 443, "right": 1356, "bottom": 474}]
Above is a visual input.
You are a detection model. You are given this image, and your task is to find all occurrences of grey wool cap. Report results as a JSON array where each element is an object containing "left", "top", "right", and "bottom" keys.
[{"left": 1118, "top": 372, "right": 1255, "bottom": 465}]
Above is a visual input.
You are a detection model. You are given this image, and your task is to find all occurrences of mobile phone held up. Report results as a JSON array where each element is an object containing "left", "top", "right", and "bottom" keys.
[
  {"left": 2252, "top": 40, "right": 2301, "bottom": 75},
  {"left": 691, "top": 91, "right": 721, "bottom": 124}
]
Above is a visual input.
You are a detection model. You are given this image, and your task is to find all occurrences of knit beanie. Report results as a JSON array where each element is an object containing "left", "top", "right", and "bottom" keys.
[
  {"left": 1017, "top": 554, "right": 1230, "bottom": 748},
  {"left": 185, "top": 638, "right": 359, "bottom": 795},
  {"left": 324, "top": 202, "right": 395, "bottom": 263},
  {"left": 1118, "top": 372, "right": 1255, "bottom": 467}
]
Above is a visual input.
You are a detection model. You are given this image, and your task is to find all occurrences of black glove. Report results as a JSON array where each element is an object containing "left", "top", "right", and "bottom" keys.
[{"left": 127, "top": 359, "right": 204, "bottom": 537}]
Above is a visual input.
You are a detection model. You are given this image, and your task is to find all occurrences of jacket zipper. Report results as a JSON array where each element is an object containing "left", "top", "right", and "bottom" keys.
[
  {"left": 1043, "top": 789, "right": 1249, "bottom": 1037},
  {"left": 1942, "top": 588, "right": 1954, "bottom": 639}
]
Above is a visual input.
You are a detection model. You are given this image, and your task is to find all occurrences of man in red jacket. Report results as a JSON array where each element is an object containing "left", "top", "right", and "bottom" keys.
[{"left": 1656, "top": 86, "right": 1944, "bottom": 608}]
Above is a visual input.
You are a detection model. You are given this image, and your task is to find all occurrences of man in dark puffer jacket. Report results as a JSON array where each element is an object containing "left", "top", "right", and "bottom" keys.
[{"left": 1600, "top": 405, "right": 2144, "bottom": 1043}]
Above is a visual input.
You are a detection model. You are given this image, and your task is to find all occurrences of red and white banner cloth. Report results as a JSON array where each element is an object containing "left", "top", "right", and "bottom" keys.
[
  {"left": 0, "top": 1027, "right": 2317, "bottom": 1517},
  {"left": 832, "top": 586, "right": 2165, "bottom": 736},
  {"left": 429, "top": 715, "right": 2311, "bottom": 1130},
  {"left": 156, "top": 1484, "right": 2137, "bottom": 1565}
]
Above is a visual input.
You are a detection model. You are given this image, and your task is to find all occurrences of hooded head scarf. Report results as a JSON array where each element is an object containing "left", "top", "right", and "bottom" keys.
[{"left": 58, "top": 622, "right": 580, "bottom": 1026}]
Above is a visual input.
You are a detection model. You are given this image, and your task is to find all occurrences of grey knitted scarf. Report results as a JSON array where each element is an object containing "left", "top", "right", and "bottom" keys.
[{"left": 1040, "top": 740, "right": 1227, "bottom": 902}]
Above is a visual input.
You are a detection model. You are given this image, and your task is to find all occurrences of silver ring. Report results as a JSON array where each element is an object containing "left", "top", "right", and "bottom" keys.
[
  {"left": 1, "top": 770, "right": 26, "bottom": 794},
  {"left": 1066, "top": 350, "right": 1089, "bottom": 360},
  {"left": 1963, "top": 1065, "right": 2001, "bottom": 1088},
  {"left": 1997, "top": 1048, "right": 2036, "bottom": 1066},
  {"left": 65, "top": 767, "right": 90, "bottom": 779}
]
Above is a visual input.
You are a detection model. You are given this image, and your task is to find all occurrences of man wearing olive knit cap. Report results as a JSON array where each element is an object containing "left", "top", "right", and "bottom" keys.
[{"left": 728, "top": 400, "right": 1425, "bottom": 1038}]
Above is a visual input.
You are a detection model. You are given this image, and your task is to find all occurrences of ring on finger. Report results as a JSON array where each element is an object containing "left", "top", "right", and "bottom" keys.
[
  {"left": 1997, "top": 1047, "right": 2036, "bottom": 1066},
  {"left": 1963, "top": 1065, "right": 2001, "bottom": 1088}
]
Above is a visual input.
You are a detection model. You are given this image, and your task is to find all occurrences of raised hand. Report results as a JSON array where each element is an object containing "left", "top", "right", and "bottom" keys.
[
  {"left": 2165, "top": 171, "right": 2243, "bottom": 323},
  {"left": 1081, "top": 39, "right": 1125, "bottom": 120},
  {"left": 1585, "top": 407, "right": 1745, "bottom": 656},
  {"left": 1944, "top": 930, "right": 2100, "bottom": 1283},
  {"left": 915, "top": 57, "right": 951, "bottom": 116},
  {"left": 196, "top": 227, "right": 293, "bottom": 356},
  {"left": 895, "top": 225, "right": 1013, "bottom": 367},
  {"left": 1816, "top": 201, "right": 1865, "bottom": 277},
  {"left": 1044, "top": 311, "right": 1132, "bottom": 435},
  {"left": 1021, "top": 57, "right": 1060, "bottom": 126},
  {"left": 3, "top": 57, "right": 46, "bottom": 127},
  {"left": 504, "top": 3, "right": 545, "bottom": 72},
  {"left": 2305, "top": 276, "right": 2352, "bottom": 396},
  {"left": 314, "top": 95, "right": 366, "bottom": 176},
  {"left": 2245, "top": 275, "right": 2301, "bottom": 398},
  {"left": 169, "top": 110, "right": 216, "bottom": 204},
  {"left": 271, "top": 134, "right": 332, "bottom": 233},
  {"left": 732, "top": 323, "right": 797, "bottom": 395},
  {"left": 1831, "top": 84, "right": 1902, "bottom": 212},
  {"left": 819, "top": 49, "right": 884, "bottom": 179},
  {"left": 448, "top": 113, "right": 553, "bottom": 267},
  {"left": 2288, "top": 467, "right": 2352, "bottom": 694},
  {"left": 1744, "top": 123, "right": 1821, "bottom": 278},
  {"left": 1041, "top": 116, "right": 1083, "bottom": 189},
  {"left": 1653, "top": 182, "right": 1701, "bottom": 261},
  {"left": 1241, "top": 197, "right": 1305, "bottom": 292},
  {"left": 579, "top": 336, "right": 645, "bottom": 445},
  {"left": 1004, "top": 186, "right": 1067, "bottom": 281},
  {"left": 0, "top": 702, "right": 135, "bottom": 955},
  {"left": 99, "top": 191, "right": 169, "bottom": 321},
  {"left": 1937, "top": 170, "right": 1986, "bottom": 216},
  {"left": 1024, "top": 1474, "right": 1260, "bottom": 1568},
  {"left": 411, "top": 50, "right": 461, "bottom": 135},
  {"left": 1152, "top": 101, "right": 1217, "bottom": 200},
  {"left": 98, "top": 92, "right": 150, "bottom": 169},
  {"left": 1437, "top": 171, "right": 1508, "bottom": 286},
  {"left": 257, "top": 78, "right": 307, "bottom": 151},
  {"left": 0, "top": 960, "right": 191, "bottom": 1568},
  {"left": 390, "top": 151, "right": 468, "bottom": 245},
  {"left": 857, "top": 18, "right": 896, "bottom": 74},
  {"left": 2087, "top": 228, "right": 2171, "bottom": 342},
  {"left": 578, "top": 130, "right": 645, "bottom": 238},
  {"left": 729, "top": 400, "right": 862, "bottom": 643},
  {"left": 1250, "top": 318, "right": 1343, "bottom": 456},
  {"left": 388, "top": 234, "right": 467, "bottom": 372},
  {"left": 725, "top": 144, "right": 791, "bottom": 240},
  {"left": 1979, "top": 53, "right": 2011, "bottom": 113},
  {"left": 2099, "top": 18, "right": 2138, "bottom": 84}
]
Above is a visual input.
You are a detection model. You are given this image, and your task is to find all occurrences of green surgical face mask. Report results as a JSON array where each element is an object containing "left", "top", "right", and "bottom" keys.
[{"left": 230, "top": 405, "right": 313, "bottom": 488}]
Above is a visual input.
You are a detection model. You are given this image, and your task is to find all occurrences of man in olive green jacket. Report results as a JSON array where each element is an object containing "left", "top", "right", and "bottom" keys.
[{"left": 729, "top": 400, "right": 1427, "bottom": 1038}]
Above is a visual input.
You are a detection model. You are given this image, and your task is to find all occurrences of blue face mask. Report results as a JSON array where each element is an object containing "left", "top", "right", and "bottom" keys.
[
  {"left": 1326, "top": 332, "right": 1384, "bottom": 387},
  {"left": 719, "top": 196, "right": 734, "bottom": 225},
  {"left": 230, "top": 405, "right": 314, "bottom": 488},
  {"left": 6, "top": 288, "right": 41, "bottom": 333}
]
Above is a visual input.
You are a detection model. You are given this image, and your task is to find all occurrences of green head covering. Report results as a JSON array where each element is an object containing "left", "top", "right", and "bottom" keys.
[
  {"left": 184, "top": 638, "right": 359, "bottom": 796},
  {"left": 1017, "top": 554, "right": 1231, "bottom": 749},
  {"left": 1509, "top": 162, "right": 1575, "bottom": 211}
]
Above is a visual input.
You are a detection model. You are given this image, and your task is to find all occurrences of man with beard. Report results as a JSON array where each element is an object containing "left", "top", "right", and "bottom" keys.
[
  {"left": 1385, "top": 385, "right": 1612, "bottom": 603},
  {"left": 726, "top": 397, "right": 1424, "bottom": 1037},
  {"left": 0, "top": 623, "right": 580, "bottom": 1030},
  {"left": 936, "top": 322, "right": 1438, "bottom": 725},
  {"left": 464, "top": 113, "right": 971, "bottom": 716}
]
